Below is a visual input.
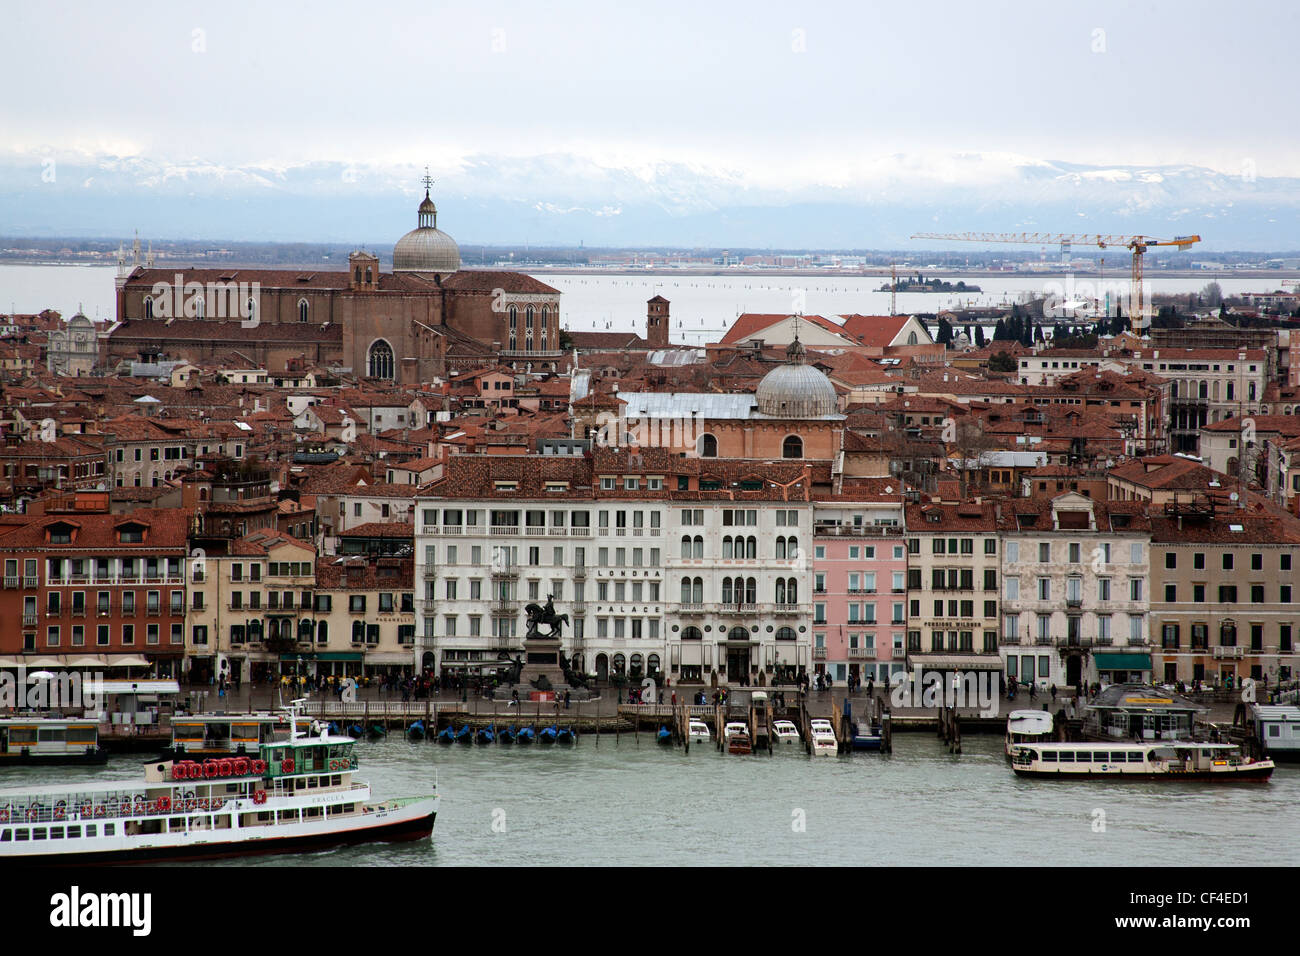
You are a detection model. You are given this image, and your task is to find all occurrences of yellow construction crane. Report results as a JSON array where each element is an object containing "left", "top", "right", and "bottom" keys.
[{"left": 911, "top": 231, "right": 1200, "bottom": 330}]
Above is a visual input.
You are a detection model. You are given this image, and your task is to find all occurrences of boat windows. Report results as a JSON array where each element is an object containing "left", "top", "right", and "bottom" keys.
[
  {"left": 332, "top": 775, "right": 341, "bottom": 787},
  {"left": 50, "top": 826, "right": 64, "bottom": 839},
  {"left": 343, "top": 804, "right": 355, "bottom": 813},
  {"left": 85, "top": 825, "right": 96, "bottom": 837},
  {"left": 104, "top": 824, "right": 115, "bottom": 835},
  {"left": 1126, "top": 752, "right": 1144, "bottom": 763},
  {"left": 1042, "top": 751, "right": 1058, "bottom": 762},
  {"left": 66, "top": 826, "right": 80, "bottom": 839},
  {"left": 33, "top": 828, "right": 46, "bottom": 840},
  {"left": 307, "top": 776, "right": 318, "bottom": 789},
  {"left": 14, "top": 829, "right": 28, "bottom": 841},
  {"left": 1058, "top": 752, "right": 1074, "bottom": 762},
  {"left": 305, "top": 807, "right": 322, "bottom": 819}
]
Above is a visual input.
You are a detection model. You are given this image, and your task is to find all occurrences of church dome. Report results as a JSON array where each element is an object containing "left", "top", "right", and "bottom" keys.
[
  {"left": 754, "top": 338, "right": 839, "bottom": 417},
  {"left": 393, "top": 187, "right": 459, "bottom": 274}
]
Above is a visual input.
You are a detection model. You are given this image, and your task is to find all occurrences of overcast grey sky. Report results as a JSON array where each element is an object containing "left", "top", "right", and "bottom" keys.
[
  {"left": 4, "top": 1, "right": 1298, "bottom": 248},
  {"left": 7, "top": 0, "right": 1297, "bottom": 178}
]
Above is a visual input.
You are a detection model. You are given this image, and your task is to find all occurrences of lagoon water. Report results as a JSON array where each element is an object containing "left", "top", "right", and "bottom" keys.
[
  {"left": 8, "top": 735, "right": 1297, "bottom": 866},
  {"left": 0, "top": 265, "right": 1273, "bottom": 348}
]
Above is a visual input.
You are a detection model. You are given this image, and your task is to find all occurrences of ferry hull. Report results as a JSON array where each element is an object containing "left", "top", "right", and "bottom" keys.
[
  {"left": 0, "top": 749, "right": 108, "bottom": 767},
  {"left": 13, "top": 807, "right": 436, "bottom": 866}
]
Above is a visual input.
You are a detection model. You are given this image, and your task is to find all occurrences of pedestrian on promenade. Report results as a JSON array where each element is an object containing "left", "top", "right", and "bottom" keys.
[
  {"left": 564, "top": 690, "right": 571, "bottom": 710},
  {"left": 1050, "top": 683, "right": 1057, "bottom": 702}
]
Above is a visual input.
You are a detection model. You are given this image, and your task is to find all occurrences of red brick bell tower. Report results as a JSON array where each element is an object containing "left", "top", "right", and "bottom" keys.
[{"left": 646, "top": 295, "right": 670, "bottom": 348}]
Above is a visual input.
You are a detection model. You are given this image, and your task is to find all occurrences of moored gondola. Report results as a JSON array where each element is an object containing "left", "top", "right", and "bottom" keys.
[{"left": 407, "top": 721, "right": 426, "bottom": 741}]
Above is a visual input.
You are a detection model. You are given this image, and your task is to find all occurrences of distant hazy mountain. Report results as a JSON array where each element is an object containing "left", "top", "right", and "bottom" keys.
[{"left": 2, "top": 152, "right": 1297, "bottom": 250}]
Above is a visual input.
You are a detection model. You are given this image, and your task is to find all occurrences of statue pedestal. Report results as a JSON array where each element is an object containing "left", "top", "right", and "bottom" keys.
[{"left": 517, "top": 637, "right": 568, "bottom": 689}]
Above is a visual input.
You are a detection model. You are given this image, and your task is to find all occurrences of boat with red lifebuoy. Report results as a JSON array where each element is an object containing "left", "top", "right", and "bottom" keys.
[{"left": 0, "top": 700, "right": 437, "bottom": 863}]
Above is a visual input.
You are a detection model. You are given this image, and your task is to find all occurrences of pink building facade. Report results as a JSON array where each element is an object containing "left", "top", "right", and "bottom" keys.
[{"left": 811, "top": 493, "right": 908, "bottom": 685}]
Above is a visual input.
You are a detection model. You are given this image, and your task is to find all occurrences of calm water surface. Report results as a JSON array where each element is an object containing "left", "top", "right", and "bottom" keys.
[{"left": 8, "top": 735, "right": 1297, "bottom": 866}]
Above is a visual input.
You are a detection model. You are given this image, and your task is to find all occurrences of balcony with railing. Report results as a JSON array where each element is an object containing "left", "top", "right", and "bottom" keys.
[
  {"left": 848, "top": 647, "right": 875, "bottom": 660},
  {"left": 812, "top": 647, "right": 828, "bottom": 660}
]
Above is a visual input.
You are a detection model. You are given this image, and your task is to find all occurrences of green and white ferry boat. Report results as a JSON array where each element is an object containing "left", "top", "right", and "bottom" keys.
[{"left": 0, "top": 701, "right": 437, "bottom": 863}]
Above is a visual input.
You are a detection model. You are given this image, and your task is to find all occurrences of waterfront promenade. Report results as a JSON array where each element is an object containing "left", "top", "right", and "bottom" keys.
[{"left": 170, "top": 679, "right": 1246, "bottom": 727}]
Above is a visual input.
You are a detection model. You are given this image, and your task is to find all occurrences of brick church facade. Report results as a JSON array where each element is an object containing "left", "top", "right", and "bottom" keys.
[{"left": 105, "top": 185, "right": 563, "bottom": 384}]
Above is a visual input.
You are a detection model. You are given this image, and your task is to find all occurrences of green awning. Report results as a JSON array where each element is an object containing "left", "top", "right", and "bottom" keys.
[
  {"left": 1094, "top": 653, "right": 1151, "bottom": 671},
  {"left": 278, "top": 652, "right": 363, "bottom": 662}
]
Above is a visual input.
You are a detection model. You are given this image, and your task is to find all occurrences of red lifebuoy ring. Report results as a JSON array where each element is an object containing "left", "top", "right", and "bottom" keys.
[
  {"left": 0, "top": 809, "right": 8, "bottom": 823},
  {"left": 281, "top": 758, "right": 294, "bottom": 774},
  {"left": 251, "top": 759, "right": 267, "bottom": 775},
  {"left": 94, "top": 805, "right": 105, "bottom": 818},
  {"left": 233, "top": 757, "right": 249, "bottom": 776},
  {"left": 218, "top": 758, "right": 234, "bottom": 777},
  {"left": 54, "top": 802, "right": 66, "bottom": 821},
  {"left": 27, "top": 806, "right": 39, "bottom": 821},
  {"left": 172, "top": 764, "right": 187, "bottom": 781},
  {"left": 158, "top": 796, "right": 171, "bottom": 813},
  {"left": 204, "top": 762, "right": 219, "bottom": 779},
  {"left": 253, "top": 789, "right": 267, "bottom": 805}
]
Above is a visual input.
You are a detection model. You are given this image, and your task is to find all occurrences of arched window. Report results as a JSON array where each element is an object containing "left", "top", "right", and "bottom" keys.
[
  {"left": 355, "top": 267, "right": 362, "bottom": 284},
  {"left": 245, "top": 297, "right": 257, "bottom": 324},
  {"left": 785, "top": 578, "right": 797, "bottom": 603},
  {"left": 526, "top": 306, "right": 534, "bottom": 329},
  {"left": 682, "top": 626, "right": 702, "bottom": 641},
  {"left": 317, "top": 621, "right": 328, "bottom": 643},
  {"left": 612, "top": 654, "right": 626, "bottom": 674},
  {"left": 365, "top": 267, "right": 372, "bottom": 284},
  {"left": 629, "top": 653, "right": 643, "bottom": 677},
  {"left": 776, "top": 626, "right": 797, "bottom": 641},
  {"left": 775, "top": 579, "right": 786, "bottom": 604},
  {"left": 195, "top": 297, "right": 206, "bottom": 320},
  {"left": 729, "top": 626, "right": 749, "bottom": 642},
  {"left": 693, "top": 536, "right": 703, "bottom": 559},
  {"left": 722, "top": 536, "right": 734, "bottom": 559},
  {"left": 692, "top": 577, "right": 703, "bottom": 603},
  {"left": 1198, "top": 381, "right": 1208, "bottom": 399},
  {"left": 722, "top": 577, "right": 734, "bottom": 604},
  {"left": 144, "top": 296, "right": 154, "bottom": 319},
  {"left": 368, "top": 339, "right": 394, "bottom": 380},
  {"left": 647, "top": 654, "right": 661, "bottom": 675},
  {"left": 298, "top": 299, "right": 309, "bottom": 323},
  {"left": 680, "top": 577, "right": 693, "bottom": 602},
  {"left": 298, "top": 619, "right": 314, "bottom": 641},
  {"left": 509, "top": 306, "right": 518, "bottom": 330},
  {"left": 681, "top": 536, "right": 693, "bottom": 560},
  {"left": 786, "top": 536, "right": 798, "bottom": 559},
  {"left": 701, "top": 434, "right": 718, "bottom": 457},
  {"left": 782, "top": 435, "right": 803, "bottom": 459},
  {"left": 907, "top": 331, "right": 918, "bottom": 345},
  {"left": 775, "top": 536, "right": 787, "bottom": 560},
  {"left": 744, "top": 577, "right": 757, "bottom": 604}
]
